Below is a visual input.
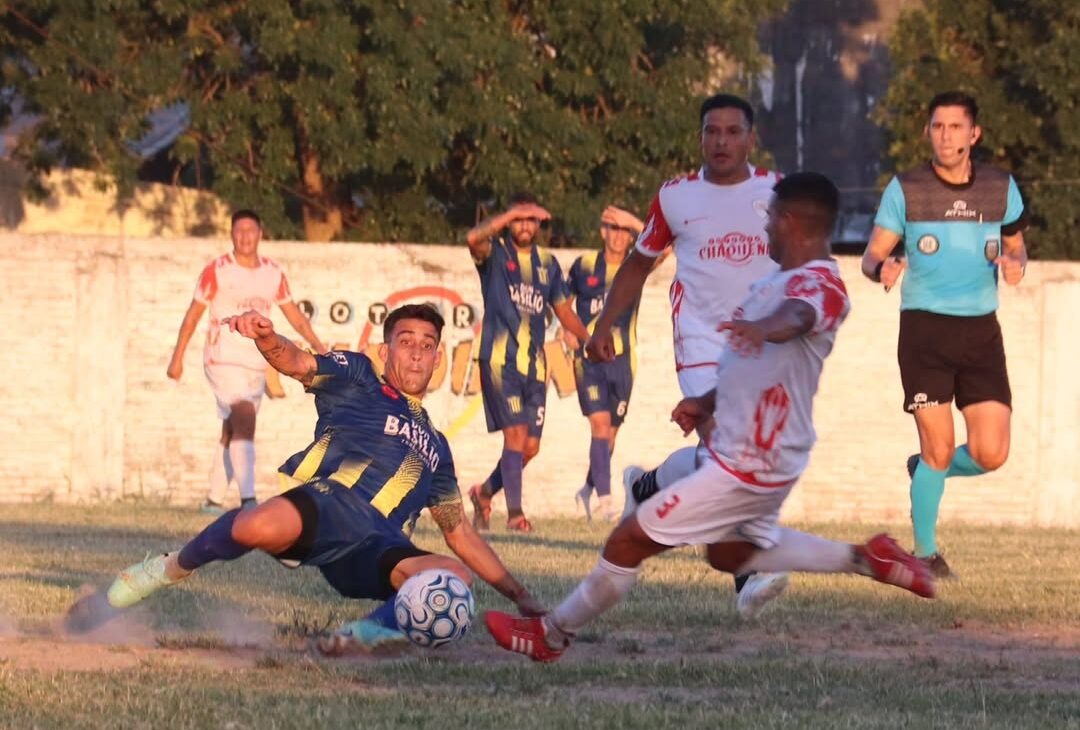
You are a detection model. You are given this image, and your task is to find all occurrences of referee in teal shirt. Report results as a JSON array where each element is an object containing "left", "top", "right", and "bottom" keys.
[{"left": 861, "top": 91, "right": 1028, "bottom": 578}]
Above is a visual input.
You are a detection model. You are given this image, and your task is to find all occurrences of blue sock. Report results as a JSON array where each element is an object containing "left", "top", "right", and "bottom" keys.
[
  {"left": 176, "top": 509, "right": 251, "bottom": 571},
  {"left": 484, "top": 463, "right": 503, "bottom": 496},
  {"left": 500, "top": 449, "right": 525, "bottom": 517},
  {"left": 589, "top": 438, "right": 611, "bottom": 497},
  {"left": 910, "top": 461, "right": 947, "bottom": 558},
  {"left": 947, "top": 444, "right": 986, "bottom": 478},
  {"left": 365, "top": 596, "right": 399, "bottom": 630}
]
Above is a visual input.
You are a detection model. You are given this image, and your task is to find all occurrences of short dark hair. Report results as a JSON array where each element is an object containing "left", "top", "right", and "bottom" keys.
[
  {"left": 508, "top": 191, "right": 539, "bottom": 207},
  {"left": 383, "top": 303, "right": 445, "bottom": 343},
  {"left": 928, "top": 91, "right": 978, "bottom": 123},
  {"left": 772, "top": 172, "right": 839, "bottom": 234},
  {"left": 231, "top": 209, "right": 262, "bottom": 228},
  {"left": 700, "top": 93, "right": 754, "bottom": 128}
]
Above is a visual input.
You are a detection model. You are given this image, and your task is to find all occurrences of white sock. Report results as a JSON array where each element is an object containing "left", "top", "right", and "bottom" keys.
[
  {"left": 228, "top": 439, "right": 257, "bottom": 501},
  {"left": 740, "top": 528, "right": 858, "bottom": 574},
  {"left": 656, "top": 445, "right": 700, "bottom": 489},
  {"left": 546, "top": 558, "right": 640, "bottom": 646},
  {"left": 206, "top": 444, "right": 234, "bottom": 505}
]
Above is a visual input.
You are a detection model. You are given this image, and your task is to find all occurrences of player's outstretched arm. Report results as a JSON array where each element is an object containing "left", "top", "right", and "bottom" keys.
[
  {"left": 167, "top": 300, "right": 207, "bottom": 381},
  {"left": 718, "top": 300, "right": 817, "bottom": 356},
  {"left": 223, "top": 310, "right": 319, "bottom": 386},
  {"left": 430, "top": 502, "right": 545, "bottom": 616},
  {"left": 585, "top": 249, "right": 653, "bottom": 361},
  {"left": 279, "top": 301, "right": 328, "bottom": 354}
]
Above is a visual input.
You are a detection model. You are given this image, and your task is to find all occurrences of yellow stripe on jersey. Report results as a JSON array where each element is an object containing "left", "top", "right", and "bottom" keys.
[
  {"left": 370, "top": 451, "right": 425, "bottom": 517},
  {"left": 515, "top": 251, "right": 534, "bottom": 376},
  {"left": 291, "top": 432, "right": 332, "bottom": 483},
  {"left": 629, "top": 302, "right": 639, "bottom": 377},
  {"left": 328, "top": 458, "right": 371, "bottom": 488},
  {"left": 490, "top": 331, "right": 508, "bottom": 369}
]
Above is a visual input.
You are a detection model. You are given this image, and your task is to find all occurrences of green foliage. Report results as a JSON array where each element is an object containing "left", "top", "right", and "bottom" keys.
[
  {"left": 878, "top": 0, "right": 1080, "bottom": 260},
  {"left": 0, "top": 1, "right": 786, "bottom": 242}
]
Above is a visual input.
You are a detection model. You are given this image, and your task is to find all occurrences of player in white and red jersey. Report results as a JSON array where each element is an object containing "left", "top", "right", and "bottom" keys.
[
  {"left": 167, "top": 210, "right": 326, "bottom": 513},
  {"left": 486, "top": 173, "right": 936, "bottom": 663},
  {"left": 586, "top": 93, "right": 785, "bottom": 615}
]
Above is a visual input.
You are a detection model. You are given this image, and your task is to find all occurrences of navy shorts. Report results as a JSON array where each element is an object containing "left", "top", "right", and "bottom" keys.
[
  {"left": 279, "top": 480, "right": 428, "bottom": 600},
  {"left": 574, "top": 355, "right": 634, "bottom": 427},
  {"left": 478, "top": 361, "right": 547, "bottom": 437}
]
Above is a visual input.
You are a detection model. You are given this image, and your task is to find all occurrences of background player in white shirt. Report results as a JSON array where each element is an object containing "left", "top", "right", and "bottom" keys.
[
  {"left": 167, "top": 210, "right": 326, "bottom": 513},
  {"left": 585, "top": 93, "right": 785, "bottom": 614},
  {"left": 486, "top": 173, "right": 935, "bottom": 663}
]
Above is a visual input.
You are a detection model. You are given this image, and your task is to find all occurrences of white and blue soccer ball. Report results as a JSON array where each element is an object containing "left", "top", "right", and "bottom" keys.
[{"left": 394, "top": 568, "right": 475, "bottom": 649}]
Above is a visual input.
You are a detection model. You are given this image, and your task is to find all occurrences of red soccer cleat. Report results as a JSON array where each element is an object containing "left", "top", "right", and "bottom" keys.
[
  {"left": 506, "top": 515, "right": 534, "bottom": 533},
  {"left": 856, "top": 533, "right": 935, "bottom": 598},
  {"left": 484, "top": 611, "right": 565, "bottom": 662}
]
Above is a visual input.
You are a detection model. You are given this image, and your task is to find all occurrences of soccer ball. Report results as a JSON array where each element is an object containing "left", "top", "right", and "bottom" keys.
[{"left": 394, "top": 569, "right": 475, "bottom": 648}]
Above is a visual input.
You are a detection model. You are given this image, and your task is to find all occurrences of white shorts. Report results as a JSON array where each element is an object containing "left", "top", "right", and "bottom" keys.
[
  {"left": 204, "top": 363, "right": 266, "bottom": 420},
  {"left": 636, "top": 459, "right": 793, "bottom": 549},
  {"left": 676, "top": 365, "right": 717, "bottom": 398}
]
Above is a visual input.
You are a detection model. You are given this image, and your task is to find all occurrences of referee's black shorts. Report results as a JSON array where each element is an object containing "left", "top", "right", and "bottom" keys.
[{"left": 897, "top": 309, "right": 1011, "bottom": 414}]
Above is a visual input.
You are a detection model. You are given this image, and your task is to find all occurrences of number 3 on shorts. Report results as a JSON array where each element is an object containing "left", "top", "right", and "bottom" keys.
[{"left": 535, "top": 406, "right": 546, "bottom": 427}]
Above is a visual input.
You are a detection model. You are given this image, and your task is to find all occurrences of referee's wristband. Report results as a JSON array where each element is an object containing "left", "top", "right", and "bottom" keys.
[{"left": 869, "top": 260, "right": 884, "bottom": 283}]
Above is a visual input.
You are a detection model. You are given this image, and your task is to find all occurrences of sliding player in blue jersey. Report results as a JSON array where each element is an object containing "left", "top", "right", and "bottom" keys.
[
  {"left": 565, "top": 205, "right": 645, "bottom": 522},
  {"left": 67, "top": 304, "right": 543, "bottom": 653},
  {"left": 465, "top": 192, "right": 591, "bottom": 532},
  {"left": 861, "top": 91, "right": 1028, "bottom": 578}
]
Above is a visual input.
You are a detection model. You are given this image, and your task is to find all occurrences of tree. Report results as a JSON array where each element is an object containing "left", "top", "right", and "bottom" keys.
[
  {"left": 878, "top": 0, "right": 1080, "bottom": 260},
  {"left": 1, "top": 1, "right": 786, "bottom": 242}
]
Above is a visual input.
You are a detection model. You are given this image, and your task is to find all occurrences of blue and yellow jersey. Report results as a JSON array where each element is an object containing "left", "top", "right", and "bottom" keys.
[
  {"left": 474, "top": 233, "right": 570, "bottom": 380},
  {"left": 278, "top": 351, "right": 461, "bottom": 532},
  {"left": 874, "top": 162, "right": 1026, "bottom": 316},
  {"left": 567, "top": 251, "right": 639, "bottom": 362}
]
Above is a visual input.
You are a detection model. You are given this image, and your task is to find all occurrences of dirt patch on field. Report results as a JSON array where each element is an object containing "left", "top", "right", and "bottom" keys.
[{"left": 1, "top": 620, "right": 1077, "bottom": 679}]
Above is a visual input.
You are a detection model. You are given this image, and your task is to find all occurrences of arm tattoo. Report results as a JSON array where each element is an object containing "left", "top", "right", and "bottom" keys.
[{"left": 430, "top": 501, "right": 464, "bottom": 533}]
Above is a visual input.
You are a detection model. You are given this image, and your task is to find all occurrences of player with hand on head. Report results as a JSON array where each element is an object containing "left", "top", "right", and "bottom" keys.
[
  {"left": 586, "top": 93, "right": 788, "bottom": 616},
  {"left": 861, "top": 91, "right": 1028, "bottom": 578},
  {"left": 565, "top": 205, "right": 646, "bottom": 522},
  {"left": 486, "top": 173, "right": 935, "bottom": 663},
  {"left": 465, "top": 192, "right": 591, "bottom": 532},
  {"left": 70, "top": 304, "right": 543, "bottom": 654},
  {"left": 167, "top": 209, "right": 326, "bottom": 515}
]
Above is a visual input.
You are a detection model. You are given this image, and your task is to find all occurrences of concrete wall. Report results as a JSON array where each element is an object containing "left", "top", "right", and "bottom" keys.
[{"left": 1, "top": 233, "right": 1077, "bottom": 528}]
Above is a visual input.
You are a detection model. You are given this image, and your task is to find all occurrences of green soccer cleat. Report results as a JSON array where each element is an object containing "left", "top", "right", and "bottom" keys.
[
  {"left": 316, "top": 619, "right": 409, "bottom": 657},
  {"left": 106, "top": 553, "right": 186, "bottom": 609}
]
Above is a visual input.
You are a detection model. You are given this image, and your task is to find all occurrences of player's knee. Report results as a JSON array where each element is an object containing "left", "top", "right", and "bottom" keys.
[
  {"left": 971, "top": 444, "right": 1009, "bottom": 472},
  {"left": 230, "top": 509, "right": 281, "bottom": 548},
  {"left": 414, "top": 556, "right": 472, "bottom": 586},
  {"left": 920, "top": 442, "right": 955, "bottom": 471},
  {"left": 523, "top": 442, "right": 540, "bottom": 462}
]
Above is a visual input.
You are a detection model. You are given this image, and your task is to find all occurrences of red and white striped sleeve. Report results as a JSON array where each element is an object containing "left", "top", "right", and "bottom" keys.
[
  {"left": 634, "top": 192, "right": 674, "bottom": 258},
  {"left": 192, "top": 260, "right": 218, "bottom": 304},
  {"left": 783, "top": 267, "right": 850, "bottom": 335}
]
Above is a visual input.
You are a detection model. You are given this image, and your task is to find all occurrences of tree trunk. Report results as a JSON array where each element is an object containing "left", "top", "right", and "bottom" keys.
[{"left": 300, "top": 148, "right": 343, "bottom": 242}]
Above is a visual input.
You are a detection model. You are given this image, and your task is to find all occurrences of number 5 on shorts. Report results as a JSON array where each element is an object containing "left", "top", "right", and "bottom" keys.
[{"left": 535, "top": 406, "right": 546, "bottom": 427}]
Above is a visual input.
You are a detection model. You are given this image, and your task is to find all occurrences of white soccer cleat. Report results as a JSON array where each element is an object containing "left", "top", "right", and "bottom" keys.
[
  {"left": 735, "top": 572, "right": 789, "bottom": 620},
  {"left": 106, "top": 552, "right": 187, "bottom": 609},
  {"left": 621, "top": 465, "right": 646, "bottom": 519}
]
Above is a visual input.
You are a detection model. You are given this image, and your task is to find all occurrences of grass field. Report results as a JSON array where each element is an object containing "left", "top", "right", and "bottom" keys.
[{"left": 1, "top": 503, "right": 1077, "bottom": 729}]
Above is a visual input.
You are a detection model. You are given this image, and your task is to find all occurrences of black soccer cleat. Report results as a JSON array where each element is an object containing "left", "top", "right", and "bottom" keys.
[
  {"left": 921, "top": 553, "right": 955, "bottom": 580},
  {"left": 906, "top": 453, "right": 920, "bottom": 479}
]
